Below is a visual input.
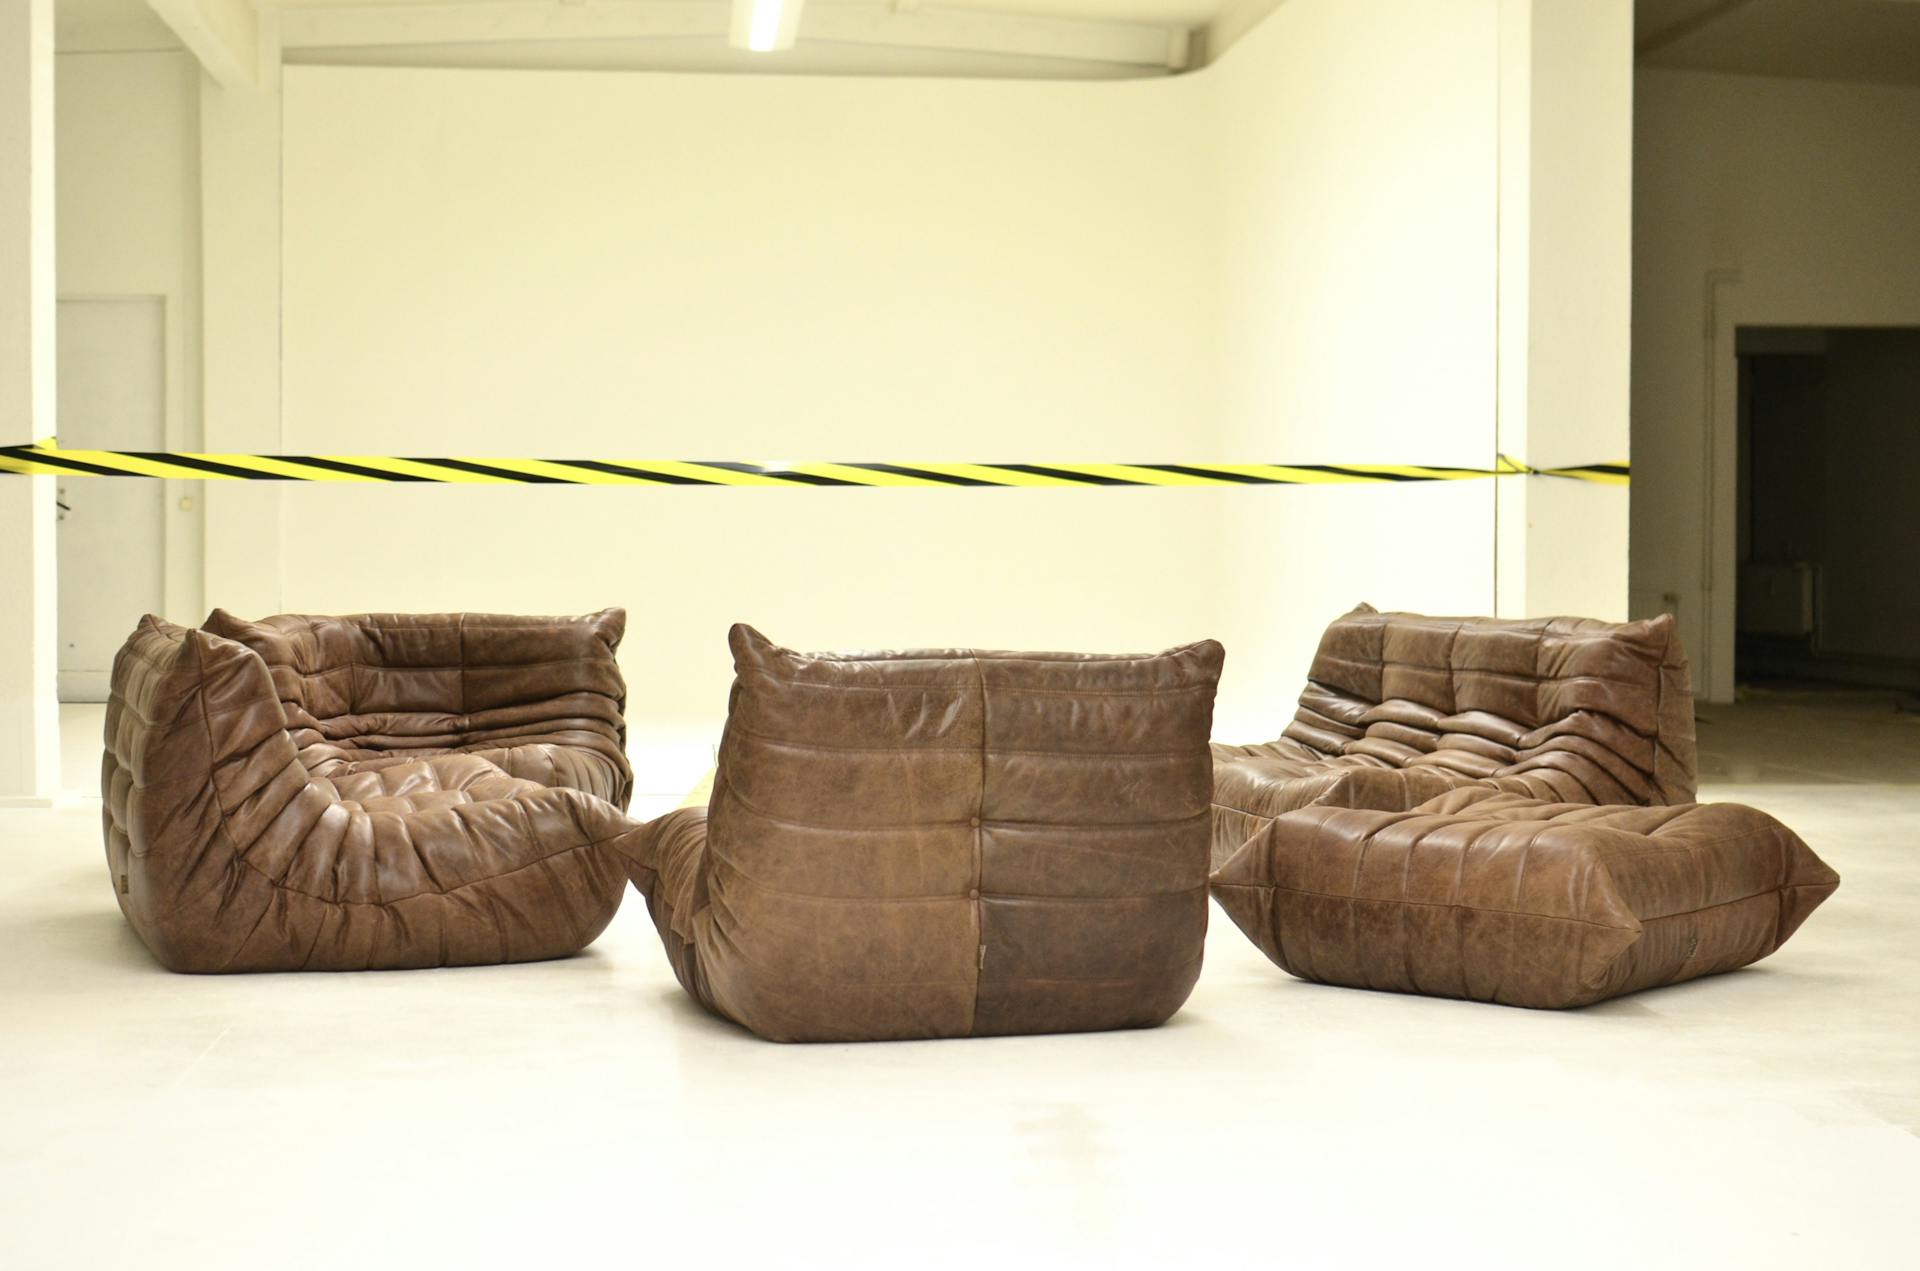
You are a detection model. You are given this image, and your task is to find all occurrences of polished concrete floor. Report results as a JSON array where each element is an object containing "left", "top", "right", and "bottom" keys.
[{"left": 3, "top": 694, "right": 1917, "bottom": 1269}]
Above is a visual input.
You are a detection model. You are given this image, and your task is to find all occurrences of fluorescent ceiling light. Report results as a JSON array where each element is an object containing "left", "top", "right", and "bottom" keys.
[{"left": 730, "top": 0, "right": 806, "bottom": 53}]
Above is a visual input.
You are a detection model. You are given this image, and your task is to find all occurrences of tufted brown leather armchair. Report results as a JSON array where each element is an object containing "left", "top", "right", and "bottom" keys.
[
  {"left": 1209, "top": 604, "right": 1698, "bottom": 866},
  {"left": 102, "top": 615, "right": 634, "bottom": 973},
  {"left": 201, "top": 608, "right": 633, "bottom": 808}
]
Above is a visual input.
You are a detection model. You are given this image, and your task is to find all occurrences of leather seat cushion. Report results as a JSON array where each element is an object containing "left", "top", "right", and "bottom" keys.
[
  {"left": 1211, "top": 786, "right": 1839, "bottom": 1009},
  {"left": 316, "top": 753, "right": 539, "bottom": 813},
  {"left": 1209, "top": 739, "right": 1611, "bottom": 868},
  {"left": 306, "top": 742, "right": 625, "bottom": 806}
]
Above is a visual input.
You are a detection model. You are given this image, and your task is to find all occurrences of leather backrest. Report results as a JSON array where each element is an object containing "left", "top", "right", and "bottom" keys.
[
  {"left": 704, "top": 624, "right": 1224, "bottom": 1040},
  {"left": 201, "top": 608, "right": 628, "bottom": 782},
  {"left": 1283, "top": 604, "right": 1697, "bottom": 805}
]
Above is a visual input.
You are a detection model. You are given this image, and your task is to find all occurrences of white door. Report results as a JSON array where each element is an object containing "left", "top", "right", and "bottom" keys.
[{"left": 56, "top": 298, "right": 167, "bottom": 702}]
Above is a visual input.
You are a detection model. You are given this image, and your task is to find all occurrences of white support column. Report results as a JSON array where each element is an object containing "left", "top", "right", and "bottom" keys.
[
  {"left": 199, "top": 74, "right": 284, "bottom": 619},
  {"left": 0, "top": 0, "right": 60, "bottom": 804},
  {"left": 1495, "top": 0, "right": 1634, "bottom": 621}
]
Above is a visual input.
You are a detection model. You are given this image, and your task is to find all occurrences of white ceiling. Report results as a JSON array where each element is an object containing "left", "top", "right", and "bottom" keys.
[
  {"left": 1637, "top": 0, "right": 1920, "bottom": 87},
  {"left": 53, "top": 0, "right": 1238, "bottom": 29},
  {"left": 66, "top": 1, "right": 1920, "bottom": 87},
  {"left": 937, "top": 0, "right": 1234, "bottom": 18},
  {"left": 57, "top": 0, "right": 1258, "bottom": 73},
  {"left": 247, "top": 0, "right": 1238, "bottom": 18}
]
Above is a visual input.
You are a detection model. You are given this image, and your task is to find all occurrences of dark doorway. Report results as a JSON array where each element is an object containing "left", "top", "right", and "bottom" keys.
[{"left": 1736, "top": 327, "right": 1920, "bottom": 690}]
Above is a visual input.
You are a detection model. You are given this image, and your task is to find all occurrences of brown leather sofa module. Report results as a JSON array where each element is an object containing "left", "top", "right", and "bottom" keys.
[
  {"left": 1212, "top": 787, "right": 1838, "bottom": 1009},
  {"left": 619, "top": 625, "right": 1224, "bottom": 1043},
  {"left": 202, "top": 608, "right": 633, "bottom": 808},
  {"left": 1210, "top": 604, "right": 1698, "bottom": 866},
  {"left": 103, "top": 616, "right": 633, "bottom": 973}
]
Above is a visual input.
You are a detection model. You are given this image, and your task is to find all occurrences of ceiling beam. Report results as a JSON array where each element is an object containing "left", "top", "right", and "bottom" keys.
[
  {"left": 279, "top": 3, "right": 718, "bottom": 52},
  {"left": 1200, "top": 0, "right": 1286, "bottom": 65},
  {"left": 144, "top": 0, "right": 266, "bottom": 88},
  {"left": 1636, "top": 0, "right": 1760, "bottom": 57},
  {"left": 809, "top": 5, "right": 1176, "bottom": 67},
  {"left": 279, "top": 1, "right": 1181, "bottom": 71}
]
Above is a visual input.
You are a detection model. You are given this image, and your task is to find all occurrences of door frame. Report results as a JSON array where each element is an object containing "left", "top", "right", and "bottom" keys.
[{"left": 1700, "top": 281, "right": 1920, "bottom": 701}]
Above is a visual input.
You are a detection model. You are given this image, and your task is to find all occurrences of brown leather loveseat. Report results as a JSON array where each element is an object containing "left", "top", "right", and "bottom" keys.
[
  {"left": 619, "top": 625, "right": 1225, "bottom": 1042},
  {"left": 1209, "top": 604, "right": 1698, "bottom": 865},
  {"left": 103, "top": 613, "right": 635, "bottom": 973}
]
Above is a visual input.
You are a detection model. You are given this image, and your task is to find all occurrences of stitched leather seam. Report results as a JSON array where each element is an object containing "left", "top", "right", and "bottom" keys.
[
  {"left": 258, "top": 620, "right": 617, "bottom": 633},
  {"left": 702, "top": 946, "right": 1205, "bottom": 992},
  {"left": 975, "top": 886, "right": 1208, "bottom": 903},
  {"left": 779, "top": 649, "right": 1208, "bottom": 667},
  {"left": 258, "top": 657, "right": 616, "bottom": 677},
  {"left": 740, "top": 667, "right": 1216, "bottom": 696},
  {"left": 1227, "top": 881, "right": 1796, "bottom": 930},
  {"left": 727, "top": 722, "right": 1199, "bottom": 760},
  {"left": 276, "top": 832, "right": 616, "bottom": 908},
  {"left": 702, "top": 855, "right": 1206, "bottom": 903},
  {"left": 720, "top": 782, "right": 1203, "bottom": 832},
  {"left": 977, "top": 954, "right": 1206, "bottom": 987},
  {"left": 457, "top": 613, "right": 469, "bottom": 731},
  {"left": 966, "top": 649, "right": 988, "bottom": 1037},
  {"left": 1303, "top": 678, "right": 1672, "bottom": 734}
]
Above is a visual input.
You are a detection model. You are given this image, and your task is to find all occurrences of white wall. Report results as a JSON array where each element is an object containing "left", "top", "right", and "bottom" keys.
[
  {"left": 54, "top": 50, "right": 204, "bottom": 627},
  {"left": 279, "top": 63, "right": 1232, "bottom": 733},
  {"left": 1205, "top": 0, "right": 1506, "bottom": 721},
  {"left": 275, "top": 0, "right": 1555, "bottom": 738},
  {"left": 34, "top": 0, "right": 1633, "bottom": 757},
  {"left": 1633, "top": 69, "right": 1920, "bottom": 700},
  {"left": 282, "top": 66, "right": 1215, "bottom": 459},
  {"left": 1212, "top": 0, "right": 1497, "bottom": 464}
]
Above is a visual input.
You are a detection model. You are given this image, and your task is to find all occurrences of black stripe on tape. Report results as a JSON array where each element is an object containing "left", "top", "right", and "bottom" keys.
[
  {"left": 1135, "top": 464, "right": 1276, "bottom": 485},
  {"left": 550, "top": 460, "right": 716, "bottom": 485},
  {"left": 991, "top": 464, "right": 1133, "bottom": 487},
  {"left": 123, "top": 451, "right": 288, "bottom": 480},
  {"left": 835, "top": 463, "right": 998, "bottom": 487},
  {"left": 0, "top": 445, "right": 129, "bottom": 478},
  {"left": 1296, "top": 465, "right": 1420, "bottom": 483},
  {"left": 403, "top": 458, "right": 569, "bottom": 484},
  {"left": 279, "top": 456, "right": 436, "bottom": 482},
  {"left": 694, "top": 462, "right": 861, "bottom": 487}
]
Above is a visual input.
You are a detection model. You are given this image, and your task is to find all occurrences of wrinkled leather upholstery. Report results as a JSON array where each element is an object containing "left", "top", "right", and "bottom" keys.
[
  {"left": 202, "top": 608, "right": 632, "bottom": 808},
  {"left": 620, "top": 624, "right": 1224, "bottom": 1043},
  {"left": 1211, "top": 786, "right": 1838, "bottom": 1008},
  {"left": 102, "top": 616, "right": 632, "bottom": 973},
  {"left": 1211, "top": 604, "right": 1697, "bottom": 865}
]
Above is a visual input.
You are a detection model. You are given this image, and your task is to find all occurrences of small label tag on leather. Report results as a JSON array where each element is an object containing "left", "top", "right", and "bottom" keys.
[{"left": 118, "top": 872, "right": 130, "bottom": 895}]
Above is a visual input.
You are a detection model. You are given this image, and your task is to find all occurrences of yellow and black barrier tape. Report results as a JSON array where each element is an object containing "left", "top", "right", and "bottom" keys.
[{"left": 0, "top": 443, "right": 1627, "bottom": 488}]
